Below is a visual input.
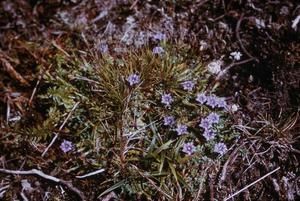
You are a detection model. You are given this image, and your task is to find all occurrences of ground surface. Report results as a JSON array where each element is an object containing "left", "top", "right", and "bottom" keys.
[{"left": 0, "top": 0, "right": 299, "bottom": 200}]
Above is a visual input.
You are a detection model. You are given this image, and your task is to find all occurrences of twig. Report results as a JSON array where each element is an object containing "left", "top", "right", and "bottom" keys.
[
  {"left": 76, "top": 169, "right": 105, "bottom": 179},
  {"left": 216, "top": 57, "right": 255, "bottom": 80},
  {"left": 0, "top": 185, "right": 9, "bottom": 198},
  {"left": 219, "top": 147, "right": 239, "bottom": 183},
  {"left": 195, "top": 164, "right": 211, "bottom": 199},
  {"left": 59, "top": 102, "right": 80, "bottom": 131},
  {"left": 205, "top": 58, "right": 255, "bottom": 91},
  {"left": 41, "top": 133, "right": 58, "bottom": 157},
  {"left": 130, "top": 0, "right": 139, "bottom": 10},
  {"left": 224, "top": 167, "right": 280, "bottom": 201},
  {"left": 20, "top": 191, "right": 29, "bottom": 201},
  {"left": 0, "top": 169, "right": 59, "bottom": 182},
  {"left": 28, "top": 78, "right": 41, "bottom": 106},
  {"left": 51, "top": 40, "right": 70, "bottom": 57},
  {"left": 197, "top": 0, "right": 210, "bottom": 7},
  {"left": 0, "top": 168, "right": 86, "bottom": 200},
  {"left": 235, "top": 14, "right": 258, "bottom": 63},
  {"left": 131, "top": 165, "right": 173, "bottom": 200},
  {"left": 42, "top": 102, "right": 80, "bottom": 157},
  {"left": 6, "top": 100, "right": 10, "bottom": 123},
  {"left": 60, "top": 180, "right": 85, "bottom": 200},
  {"left": 29, "top": 65, "right": 49, "bottom": 106}
]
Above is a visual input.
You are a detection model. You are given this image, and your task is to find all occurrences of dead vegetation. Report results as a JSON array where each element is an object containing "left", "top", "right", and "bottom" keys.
[{"left": 0, "top": 0, "right": 299, "bottom": 200}]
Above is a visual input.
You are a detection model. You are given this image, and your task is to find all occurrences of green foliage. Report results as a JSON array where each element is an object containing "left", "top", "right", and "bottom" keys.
[
  {"left": 24, "top": 44, "right": 238, "bottom": 199},
  {"left": 29, "top": 106, "right": 61, "bottom": 140}
]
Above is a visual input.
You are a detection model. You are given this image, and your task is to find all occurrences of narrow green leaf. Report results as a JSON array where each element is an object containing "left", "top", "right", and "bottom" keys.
[
  {"left": 97, "top": 180, "right": 125, "bottom": 198},
  {"left": 153, "top": 140, "right": 175, "bottom": 155},
  {"left": 168, "top": 161, "right": 178, "bottom": 183}
]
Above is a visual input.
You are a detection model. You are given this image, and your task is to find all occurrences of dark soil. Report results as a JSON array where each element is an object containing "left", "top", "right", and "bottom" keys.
[{"left": 0, "top": 0, "right": 299, "bottom": 200}]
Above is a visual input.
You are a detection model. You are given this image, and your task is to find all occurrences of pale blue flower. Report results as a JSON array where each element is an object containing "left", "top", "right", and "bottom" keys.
[
  {"left": 214, "top": 142, "right": 228, "bottom": 155},
  {"left": 199, "top": 118, "right": 212, "bottom": 130},
  {"left": 98, "top": 43, "right": 108, "bottom": 53},
  {"left": 163, "top": 116, "right": 175, "bottom": 126},
  {"left": 60, "top": 140, "right": 73, "bottom": 153},
  {"left": 196, "top": 93, "right": 207, "bottom": 104},
  {"left": 153, "top": 46, "right": 165, "bottom": 55},
  {"left": 206, "top": 95, "right": 218, "bottom": 108},
  {"left": 127, "top": 73, "right": 140, "bottom": 86},
  {"left": 206, "top": 112, "right": 220, "bottom": 124},
  {"left": 176, "top": 124, "right": 188, "bottom": 135},
  {"left": 181, "top": 81, "right": 195, "bottom": 91},
  {"left": 161, "top": 93, "right": 174, "bottom": 106},
  {"left": 203, "top": 129, "right": 216, "bottom": 141},
  {"left": 216, "top": 97, "right": 227, "bottom": 108},
  {"left": 152, "top": 32, "right": 166, "bottom": 41},
  {"left": 182, "top": 142, "right": 196, "bottom": 155}
]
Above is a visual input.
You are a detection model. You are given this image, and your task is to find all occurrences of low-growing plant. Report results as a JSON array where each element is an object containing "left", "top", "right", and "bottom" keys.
[{"left": 26, "top": 44, "right": 239, "bottom": 200}]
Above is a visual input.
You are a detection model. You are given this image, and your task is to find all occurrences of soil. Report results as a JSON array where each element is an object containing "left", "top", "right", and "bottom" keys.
[{"left": 0, "top": 0, "right": 299, "bottom": 200}]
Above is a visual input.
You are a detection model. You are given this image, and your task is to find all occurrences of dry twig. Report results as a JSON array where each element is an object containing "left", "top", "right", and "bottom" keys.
[
  {"left": 28, "top": 78, "right": 41, "bottom": 106},
  {"left": 0, "top": 168, "right": 86, "bottom": 200},
  {"left": 224, "top": 167, "right": 280, "bottom": 201},
  {"left": 219, "top": 146, "right": 239, "bottom": 184},
  {"left": 235, "top": 14, "right": 259, "bottom": 63},
  {"left": 215, "top": 57, "right": 255, "bottom": 81},
  {"left": 76, "top": 169, "right": 105, "bottom": 179}
]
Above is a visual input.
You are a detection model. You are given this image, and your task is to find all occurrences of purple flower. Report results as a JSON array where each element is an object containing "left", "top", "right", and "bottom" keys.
[
  {"left": 153, "top": 46, "right": 165, "bottom": 55},
  {"left": 161, "top": 93, "right": 174, "bottom": 106},
  {"left": 98, "top": 43, "right": 108, "bottom": 53},
  {"left": 152, "top": 32, "right": 166, "bottom": 41},
  {"left": 181, "top": 81, "right": 195, "bottom": 91},
  {"left": 196, "top": 93, "right": 207, "bottom": 104},
  {"left": 199, "top": 118, "right": 212, "bottom": 130},
  {"left": 60, "top": 140, "right": 73, "bottom": 153},
  {"left": 206, "top": 112, "right": 220, "bottom": 124},
  {"left": 206, "top": 95, "right": 218, "bottom": 108},
  {"left": 163, "top": 116, "right": 175, "bottom": 126},
  {"left": 127, "top": 73, "right": 140, "bottom": 86},
  {"left": 216, "top": 97, "right": 227, "bottom": 108},
  {"left": 214, "top": 142, "right": 228, "bottom": 155},
  {"left": 176, "top": 124, "right": 188, "bottom": 135},
  {"left": 203, "top": 129, "right": 216, "bottom": 141},
  {"left": 182, "top": 142, "right": 196, "bottom": 155}
]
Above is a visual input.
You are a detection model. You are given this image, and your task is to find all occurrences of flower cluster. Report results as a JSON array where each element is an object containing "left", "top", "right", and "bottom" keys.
[
  {"left": 196, "top": 93, "right": 227, "bottom": 109},
  {"left": 124, "top": 53, "right": 232, "bottom": 158},
  {"left": 199, "top": 112, "right": 220, "bottom": 141},
  {"left": 160, "top": 91, "right": 229, "bottom": 156}
]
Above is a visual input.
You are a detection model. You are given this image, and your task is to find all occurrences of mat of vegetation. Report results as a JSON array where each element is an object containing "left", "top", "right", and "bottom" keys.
[{"left": 0, "top": 0, "right": 299, "bottom": 200}]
